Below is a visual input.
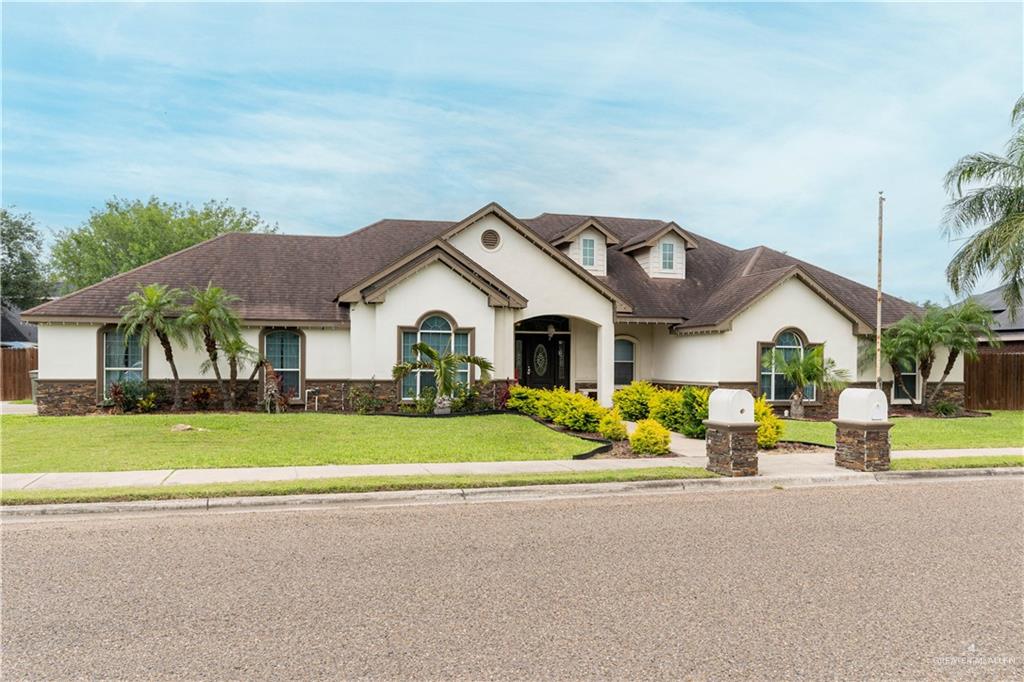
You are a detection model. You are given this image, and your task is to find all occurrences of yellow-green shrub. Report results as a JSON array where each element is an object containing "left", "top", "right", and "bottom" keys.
[
  {"left": 612, "top": 381, "right": 658, "bottom": 421},
  {"left": 754, "top": 395, "right": 783, "bottom": 449},
  {"left": 552, "top": 391, "right": 606, "bottom": 433},
  {"left": 629, "top": 418, "right": 671, "bottom": 455},
  {"left": 649, "top": 386, "right": 710, "bottom": 437},
  {"left": 598, "top": 408, "right": 628, "bottom": 441},
  {"left": 506, "top": 385, "right": 542, "bottom": 415}
]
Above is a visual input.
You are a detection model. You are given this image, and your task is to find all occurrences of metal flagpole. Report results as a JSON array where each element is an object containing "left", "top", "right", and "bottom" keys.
[{"left": 875, "top": 191, "right": 885, "bottom": 390}]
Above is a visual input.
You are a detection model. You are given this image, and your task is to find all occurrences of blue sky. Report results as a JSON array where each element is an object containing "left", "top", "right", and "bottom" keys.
[{"left": 2, "top": 2, "right": 1021, "bottom": 303}]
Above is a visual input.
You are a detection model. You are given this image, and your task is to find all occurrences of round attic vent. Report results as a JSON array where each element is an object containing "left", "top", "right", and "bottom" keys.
[{"left": 481, "top": 229, "right": 501, "bottom": 251}]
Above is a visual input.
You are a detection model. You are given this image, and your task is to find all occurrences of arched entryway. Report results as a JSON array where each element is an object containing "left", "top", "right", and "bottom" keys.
[{"left": 514, "top": 315, "right": 571, "bottom": 389}]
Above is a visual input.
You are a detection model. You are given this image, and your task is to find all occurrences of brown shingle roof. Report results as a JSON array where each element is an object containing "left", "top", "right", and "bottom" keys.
[{"left": 24, "top": 206, "right": 921, "bottom": 331}]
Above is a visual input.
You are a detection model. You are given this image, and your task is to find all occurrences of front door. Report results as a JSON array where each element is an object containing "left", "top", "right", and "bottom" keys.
[{"left": 516, "top": 334, "right": 570, "bottom": 390}]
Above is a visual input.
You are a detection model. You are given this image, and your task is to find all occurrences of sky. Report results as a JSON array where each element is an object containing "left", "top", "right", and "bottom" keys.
[{"left": 2, "top": 2, "right": 1021, "bottom": 303}]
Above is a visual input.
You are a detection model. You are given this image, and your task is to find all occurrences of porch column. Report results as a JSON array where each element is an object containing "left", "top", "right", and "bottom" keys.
[{"left": 596, "top": 320, "right": 615, "bottom": 407}]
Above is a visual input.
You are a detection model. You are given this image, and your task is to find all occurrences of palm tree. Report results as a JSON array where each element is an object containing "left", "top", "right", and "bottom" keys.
[
  {"left": 943, "top": 93, "right": 1024, "bottom": 316},
  {"left": 877, "top": 329, "right": 917, "bottom": 405},
  {"left": 888, "top": 306, "right": 949, "bottom": 410},
  {"left": 763, "top": 345, "right": 850, "bottom": 419},
  {"left": 392, "top": 343, "right": 494, "bottom": 414},
  {"left": 181, "top": 284, "right": 241, "bottom": 409},
  {"left": 118, "top": 284, "right": 186, "bottom": 410},
  {"left": 927, "top": 301, "right": 1000, "bottom": 404},
  {"left": 201, "top": 336, "right": 262, "bottom": 410}
]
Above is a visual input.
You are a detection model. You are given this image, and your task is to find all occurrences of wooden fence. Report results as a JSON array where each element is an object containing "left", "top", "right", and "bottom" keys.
[
  {"left": 0, "top": 347, "right": 38, "bottom": 401},
  {"left": 965, "top": 353, "right": 1024, "bottom": 410}
]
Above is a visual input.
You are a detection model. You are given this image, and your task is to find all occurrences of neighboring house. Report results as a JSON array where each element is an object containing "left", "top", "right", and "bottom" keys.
[
  {"left": 1, "top": 305, "right": 38, "bottom": 348},
  {"left": 22, "top": 202, "right": 964, "bottom": 416},
  {"left": 962, "top": 285, "right": 1024, "bottom": 410}
]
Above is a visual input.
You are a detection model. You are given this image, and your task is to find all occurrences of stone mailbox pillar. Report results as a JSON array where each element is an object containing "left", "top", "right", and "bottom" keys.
[
  {"left": 703, "top": 389, "right": 758, "bottom": 477},
  {"left": 832, "top": 388, "right": 893, "bottom": 472}
]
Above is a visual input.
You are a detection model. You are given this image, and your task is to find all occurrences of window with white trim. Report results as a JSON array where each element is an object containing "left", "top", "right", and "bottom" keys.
[
  {"left": 661, "top": 242, "right": 675, "bottom": 270},
  {"left": 892, "top": 358, "right": 919, "bottom": 403},
  {"left": 265, "top": 330, "right": 301, "bottom": 398},
  {"left": 401, "top": 315, "right": 470, "bottom": 399},
  {"left": 581, "top": 237, "right": 596, "bottom": 267},
  {"left": 614, "top": 338, "right": 635, "bottom": 385},
  {"left": 103, "top": 329, "right": 142, "bottom": 398},
  {"left": 760, "top": 329, "right": 816, "bottom": 402}
]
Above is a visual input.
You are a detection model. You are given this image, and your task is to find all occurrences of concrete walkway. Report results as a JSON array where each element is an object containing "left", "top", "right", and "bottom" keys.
[{"left": 0, "top": 401, "right": 37, "bottom": 416}]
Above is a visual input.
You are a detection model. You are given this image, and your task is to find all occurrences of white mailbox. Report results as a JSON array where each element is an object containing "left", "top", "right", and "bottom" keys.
[
  {"left": 837, "top": 388, "right": 888, "bottom": 422},
  {"left": 708, "top": 388, "right": 755, "bottom": 424}
]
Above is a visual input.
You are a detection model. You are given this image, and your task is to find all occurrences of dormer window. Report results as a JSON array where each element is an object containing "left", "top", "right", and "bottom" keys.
[
  {"left": 661, "top": 242, "right": 675, "bottom": 270},
  {"left": 581, "top": 238, "right": 596, "bottom": 267}
]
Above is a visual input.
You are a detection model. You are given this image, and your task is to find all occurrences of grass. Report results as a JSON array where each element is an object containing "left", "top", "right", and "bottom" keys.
[
  {"left": 890, "top": 455, "right": 1023, "bottom": 471},
  {"left": 0, "top": 413, "right": 598, "bottom": 473},
  {"left": 7, "top": 399, "right": 33, "bottom": 405},
  {"left": 0, "top": 466, "right": 716, "bottom": 505},
  {"left": 781, "top": 410, "right": 1023, "bottom": 450}
]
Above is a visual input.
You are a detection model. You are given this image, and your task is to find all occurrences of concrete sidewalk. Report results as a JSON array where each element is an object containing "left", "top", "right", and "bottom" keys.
[{"left": 5, "top": 445, "right": 1019, "bottom": 492}]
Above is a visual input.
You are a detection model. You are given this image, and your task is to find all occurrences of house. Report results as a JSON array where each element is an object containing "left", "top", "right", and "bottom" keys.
[
  {"left": 22, "top": 202, "right": 964, "bottom": 416},
  {"left": 961, "top": 284, "right": 1024, "bottom": 410}
]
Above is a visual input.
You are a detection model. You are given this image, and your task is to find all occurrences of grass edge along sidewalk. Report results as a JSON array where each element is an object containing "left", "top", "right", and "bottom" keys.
[
  {"left": 890, "top": 455, "right": 1023, "bottom": 471},
  {"left": 1, "top": 466, "right": 717, "bottom": 505}
]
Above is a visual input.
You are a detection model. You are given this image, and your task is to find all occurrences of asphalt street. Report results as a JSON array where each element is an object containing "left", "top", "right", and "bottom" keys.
[{"left": 2, "top": 480, "right": 1022, "bottom": 680}]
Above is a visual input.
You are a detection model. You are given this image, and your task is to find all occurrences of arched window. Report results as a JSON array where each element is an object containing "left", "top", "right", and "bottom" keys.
[
  {"left": 614, "top": 338, "right": 636, "bottom": 385},
  {"left": 264, "top": 330, "right": 302, "bottom": 398},
  {"left": 760, "top": 329, "right": 815, "bottom": 402},
  {"left": 102, "top": 328, "right": 142, "bottom": 399},
  {"left": 400, "top": 314, "right": 470, "bottom": 399}
]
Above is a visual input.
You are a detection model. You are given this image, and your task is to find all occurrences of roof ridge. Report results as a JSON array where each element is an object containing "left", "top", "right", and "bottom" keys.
[
  {"left": 740, "top": 246, "right": 766, "bottom": 277},
  {"left": 21, "top": 232, "right": 237, "bottom": 316}
]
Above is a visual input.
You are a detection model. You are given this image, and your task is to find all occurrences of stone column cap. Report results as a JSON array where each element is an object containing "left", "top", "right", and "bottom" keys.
[
  {"left": 831, "top": 419, "right": 894, "bottom": 431},
  {"left": 702, "top": 420, "right": 758, "bottom": 432}
]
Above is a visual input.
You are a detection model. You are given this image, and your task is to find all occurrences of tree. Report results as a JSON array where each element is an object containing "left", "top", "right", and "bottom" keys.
[
  {"left": 51, "top": 197, "right": 277, "bottom": 292},
  {"left": 927, "top": 301, "right": 1000, "bottom": 404},
  {"left": 200, "top": 336, "right": 262, "bottom": 411},
  {"left": 181, "top": 285, "right": 242, "bottom": 410},
  {"left": 943, "top": 93, "right": 1024, "bottom": 316},
  {"left": 392, "top": 343, "right": 494, "bottom": 414},
  {"left": 118, "top": 284, "right": 187, "bottom": 410},
  {"left": 1, "top": 208, "right": 50, "bottom": 310},
  {"left": 763, "top": 346, "right": 850, "bottom": 419},
  {"left": 887, "top": 306, "right": 950, "bottom": 410}
]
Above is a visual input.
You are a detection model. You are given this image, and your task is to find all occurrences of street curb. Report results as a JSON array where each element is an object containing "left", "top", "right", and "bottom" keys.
[{"left": 2, "top": 467, "right": 1019, "bottom": 518}]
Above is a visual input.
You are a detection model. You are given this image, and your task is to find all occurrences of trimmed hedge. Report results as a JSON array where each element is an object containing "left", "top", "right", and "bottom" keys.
[
  {"left": 630, "top": 419, "right": 671, "bottom": 455},
  {"left": 754, "top": 395, "right": 783, "bottom": 449},
  {"left": 506, "top": 385, "right": 607, "bottom": 434},
  {"left": 612, "top": 381, "right": 658, "bottom": 421},
  {"left": 598, "top": 408, "right": 628, "bottom": 441},
  {"left": 649, "top": 386, "right": 710, "bottom": 438}
]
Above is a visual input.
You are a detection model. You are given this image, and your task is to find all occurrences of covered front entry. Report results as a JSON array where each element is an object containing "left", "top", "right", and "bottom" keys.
[{"left": 514, "top": 316, "right": 570, "bottom": 389}]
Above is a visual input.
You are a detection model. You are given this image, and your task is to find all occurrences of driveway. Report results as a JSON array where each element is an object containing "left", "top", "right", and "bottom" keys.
[{"left": 2, "top": 480, "right": 1021, "bottom": 679}]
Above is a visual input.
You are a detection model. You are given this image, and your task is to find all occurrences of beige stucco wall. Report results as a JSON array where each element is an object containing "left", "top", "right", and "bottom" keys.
[
  {"left": 147, "top": 328, "right": 261, "bottom": 380},
  {"left": 450, "top": 213, "right": 618, "bottom": 404},
  {"left": 349, "top": 260, "right": 497, "bottom": 380},
  {"left": 36, "top": 324, "right": 98, "bottom": 380}
]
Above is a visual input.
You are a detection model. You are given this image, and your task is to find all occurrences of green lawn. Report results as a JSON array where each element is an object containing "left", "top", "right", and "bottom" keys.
[
  {"left": 781, "top": 411, "right": 1024, "bottom": 450},
  {"left": 0, "top": 467, "right": 716, "bottom": 505},
  {"left": 890, "top": 455, "right": 1024, "bottom": 471},
  {"left": 0, "top": 413, "right": 597, "bottom": 473},
  {"left": 8, "top": 399, "right": 33, "bottom": 405}
]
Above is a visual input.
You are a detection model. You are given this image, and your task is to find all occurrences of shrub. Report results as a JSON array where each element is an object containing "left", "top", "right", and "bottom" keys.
[
  {"left": 649, "top": 389, "right": 685, "bottom": 432},
  {"left": 190, "top": 386, "right": 214, "bottom": 410},
  {"left": 551, "top": 391, "right": 606, "bottom": 433},
  {"left": 535, "top": 387, "right": 572, "bottom": 422},
  {"left": 649, "top": 386, "right": 710, "bottom": 438},
  {"left": 350, "top": 379, "right": 386, "bottom": 414},
  {"left": 109, "top": 380, "right": 145, "bottom": 412},
  {"left": 506, "top": 385, "right": 542, "bottom": 415},
  {"left": 680, "top": 386, "right": 710, "bottom": 438},
  {"left": 415, "top": 386, "right": 437, "bottom": 414},
  {"left": 754, "top": 395, "right": 783, "bottom": 449},
  {"left": 629, "top": 418, "right": 671, "bottom": 455},
  {"left": 136, "top": 391, "right": 159, "bottom": 413},
  {"left": 598, "top": 408, "right": 628, "bottom": 441},
  {"left": 931, "top": 400, "right": 958, "bottom": 417},
  {"left": 612, "top": 381, "right": 658, "bottom": 421},
  {"left": 451, "top": 383, "right": 483, "bottom": 413}
]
